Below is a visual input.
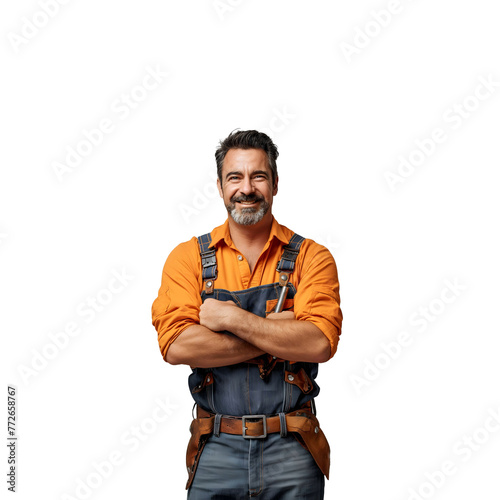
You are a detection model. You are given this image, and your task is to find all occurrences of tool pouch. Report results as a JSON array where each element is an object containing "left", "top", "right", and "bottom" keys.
[
  {"left": 185, "top": 415, "right": 214, "bottom": 490},
  {"left": 287, "top": 409, "right": 330, "bottom": 479}
]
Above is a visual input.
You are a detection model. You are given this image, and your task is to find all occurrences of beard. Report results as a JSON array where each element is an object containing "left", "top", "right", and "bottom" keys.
[{"left": 225, "top": 194, "right": 270, "bottom": 226}]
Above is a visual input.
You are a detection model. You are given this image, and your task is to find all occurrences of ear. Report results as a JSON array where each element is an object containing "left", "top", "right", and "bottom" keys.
[
  {"left": 273, "top": 175, "right": 278, "bottom": 196},
  {"left": 217, "top": 178, "right": 223, "bottom": 198}
]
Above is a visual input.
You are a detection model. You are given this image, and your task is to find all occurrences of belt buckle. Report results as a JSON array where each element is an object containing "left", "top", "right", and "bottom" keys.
[{"left": 242, "top": 415, "right": 267, "bottom": 439}]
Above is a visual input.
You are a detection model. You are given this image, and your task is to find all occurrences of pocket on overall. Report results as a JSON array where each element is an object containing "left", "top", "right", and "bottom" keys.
[{"left": 265, "top": 298, "right": 294, "bottom": 316}]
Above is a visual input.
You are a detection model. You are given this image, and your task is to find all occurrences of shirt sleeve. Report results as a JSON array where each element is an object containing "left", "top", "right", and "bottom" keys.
[
  {"left": 293, "top": 242, "right": 343, "bottom": 360},
  {"left": 151, "top": 238, "right": 202, "bottom": 361}
]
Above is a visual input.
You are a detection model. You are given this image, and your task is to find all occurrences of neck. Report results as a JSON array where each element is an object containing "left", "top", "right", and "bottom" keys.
[{"left": 227, "top": 212, "right": 274, "bottom": 252}]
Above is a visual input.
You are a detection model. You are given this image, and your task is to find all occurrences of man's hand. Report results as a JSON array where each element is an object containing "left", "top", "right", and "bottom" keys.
[
  {"left": 198, "top": 300, "right": 329, "bottom": 362},
  {"left": 199, "top": 298, "right": 238, "bottom": 332}
]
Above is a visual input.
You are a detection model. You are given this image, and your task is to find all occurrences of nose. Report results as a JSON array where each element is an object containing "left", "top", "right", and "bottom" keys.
[{"left": 239, "top": 175, "right": 255, "bottom": 196}]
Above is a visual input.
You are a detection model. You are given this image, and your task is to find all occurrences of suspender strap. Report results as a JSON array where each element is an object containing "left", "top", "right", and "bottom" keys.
[
  {"left": 276, "top": 233, "right": 305, "bottom": 273},
  {"left": 197, "top": 231, "right": 304, "bottom": 290},
  {"left": 197, "top": 233, "right": 217, "bottom": 294}
]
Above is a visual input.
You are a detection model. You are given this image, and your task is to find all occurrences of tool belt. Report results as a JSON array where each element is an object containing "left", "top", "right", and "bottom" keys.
[{"left": 185, "top": 405, "right": 330, "bottom": 489}]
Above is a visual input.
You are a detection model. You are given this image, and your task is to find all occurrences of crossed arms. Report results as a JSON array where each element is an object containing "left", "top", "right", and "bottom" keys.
[
  {"left": 152, "top": 238, "right": 342, "bottom": 368},
  {"left": 166, "top": 299, "right": 331, "bottom": 367}
]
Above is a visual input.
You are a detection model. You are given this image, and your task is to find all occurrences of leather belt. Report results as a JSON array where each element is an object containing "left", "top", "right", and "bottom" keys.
[
  {"left": 195, "top": 404, "right": 316, "bottom": 439},
  {"left": 196, "top": 406, "right": 296, "bottom": 438}
]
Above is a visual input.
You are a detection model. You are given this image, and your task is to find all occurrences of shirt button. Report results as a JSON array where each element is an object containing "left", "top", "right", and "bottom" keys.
[
  {"left": 288, "top": 374, "right": 295, "bottom": 382},
  {"left": 237, "top": 255, "right": 243, "bottom": 261}
]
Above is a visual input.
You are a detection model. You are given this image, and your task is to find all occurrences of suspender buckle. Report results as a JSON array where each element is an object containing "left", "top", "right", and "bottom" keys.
[
  {"left": 201, "top": 251, "right": 216, "bottom": 269},
  {"left": 276, "top": 238, "right": 304, "bottom": 273},
  {"left": 280, "top": 248, "right": 299, "bottom": 263}
]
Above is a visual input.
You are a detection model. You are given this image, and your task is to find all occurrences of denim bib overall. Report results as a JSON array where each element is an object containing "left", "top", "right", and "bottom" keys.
[{"left": 187, "top": 233, "right": 325, "bottom": 499}]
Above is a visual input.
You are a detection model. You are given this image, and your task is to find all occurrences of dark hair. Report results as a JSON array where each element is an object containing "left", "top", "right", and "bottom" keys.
[{"left": 215, "top": 130, "right": 279, "bottom": 184}]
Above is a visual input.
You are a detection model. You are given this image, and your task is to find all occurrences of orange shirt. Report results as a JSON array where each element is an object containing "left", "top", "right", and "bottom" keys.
[{"left": 151, "top": 217, "right": 342, "bottom": 361}]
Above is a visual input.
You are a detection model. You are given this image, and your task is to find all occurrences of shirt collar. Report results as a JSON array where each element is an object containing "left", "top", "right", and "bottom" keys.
[{"left": 210, "top": 216, "right": 289, "bottom": 249}]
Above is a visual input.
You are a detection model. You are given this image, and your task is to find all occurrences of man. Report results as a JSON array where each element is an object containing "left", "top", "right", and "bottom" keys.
[{"left": 151, "top": 130, "right": 342, "bottom": 499}]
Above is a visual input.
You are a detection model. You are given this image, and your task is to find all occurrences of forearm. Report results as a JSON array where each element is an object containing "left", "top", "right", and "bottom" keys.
[
  {"left": 228, "top": 309, "right": 331, "bottom": 363},
  {"left": 165, "top": 324, "right": 265, "bottom": 368}
]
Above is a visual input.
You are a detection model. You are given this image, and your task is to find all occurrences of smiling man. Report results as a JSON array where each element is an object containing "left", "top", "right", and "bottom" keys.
[{"left": 152, "top": 130, "right": 343, "bottom": 499}]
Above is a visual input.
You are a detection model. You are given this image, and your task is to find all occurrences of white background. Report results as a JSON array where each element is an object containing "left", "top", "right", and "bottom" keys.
[{"left": 1, "top": 1, "right": 500, "bottom": 499}]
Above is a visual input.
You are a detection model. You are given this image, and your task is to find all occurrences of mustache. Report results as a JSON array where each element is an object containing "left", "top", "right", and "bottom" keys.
[{"left": 230, "top": 194, "right": 264, "bottom": 204}]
